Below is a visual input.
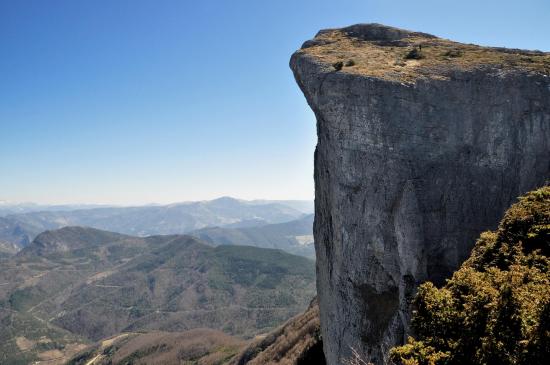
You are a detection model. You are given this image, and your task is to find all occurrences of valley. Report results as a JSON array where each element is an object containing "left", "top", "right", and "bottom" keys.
[{"left": 0, "top": 226, "right": 316, "bottom": 364}]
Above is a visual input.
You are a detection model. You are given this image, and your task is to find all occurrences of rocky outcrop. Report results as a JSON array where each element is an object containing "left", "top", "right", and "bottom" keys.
[
  {"left": 231, "top": 298, "right": 324, "bottom": 365},
  {"left": 290, "top": 24, "right": 550, "bottom": 365}
]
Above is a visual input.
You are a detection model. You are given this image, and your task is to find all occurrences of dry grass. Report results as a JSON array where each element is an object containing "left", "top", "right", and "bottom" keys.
[
  {"left": 37, "top": 349, "right": 64, "bottom": 360},
  {"left": 15, "top": 336, "right": 35, "bottom": 351},
  {"left": 111, "top": 329, "right": 244, "bottom": 365},
  {"left": 229, "top": 298, "right": 323, "bottom": 365},
  {"left": 299, "top": 28, "right": 550, "bottom": 83},
  {"left": 35, "top": 343, "right": 88, "bottom": 365},
  {"left": 342, "top": 347, "right": 372, "bottom": 365},
  {"left": 68, "top": 329, "right": 245, "bottom": 365}
]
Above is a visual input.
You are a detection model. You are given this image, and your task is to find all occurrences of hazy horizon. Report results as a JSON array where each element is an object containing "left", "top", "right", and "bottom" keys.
[
  {"left": 0, "top": 195, "right": 314, "bottom": 208},
  {"left": 2, "top": 0, "right": 548, "bottom": 205}
]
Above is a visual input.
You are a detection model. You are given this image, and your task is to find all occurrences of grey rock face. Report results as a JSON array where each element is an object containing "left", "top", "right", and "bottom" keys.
[{"left": 290, "top": 24, "right": 550, "bottom": 365}]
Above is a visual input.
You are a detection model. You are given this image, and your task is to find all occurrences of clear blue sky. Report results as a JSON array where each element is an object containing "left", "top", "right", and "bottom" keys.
[{"left": 1, "top": 0, "right": 548, "bottom": 205}]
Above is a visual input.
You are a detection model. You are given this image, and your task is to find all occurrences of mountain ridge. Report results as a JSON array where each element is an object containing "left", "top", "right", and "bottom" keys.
[
  {"left": 191, "top": 214, "right": 314, "bottom": 258},
  {"left": 0, "top": 198, "right": 312, "bottom": 251}
]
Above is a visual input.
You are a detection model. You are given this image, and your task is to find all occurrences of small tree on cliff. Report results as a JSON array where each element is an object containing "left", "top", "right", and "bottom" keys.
[{"left": 389, "top": 186, "right": 550, "bottom": 365}]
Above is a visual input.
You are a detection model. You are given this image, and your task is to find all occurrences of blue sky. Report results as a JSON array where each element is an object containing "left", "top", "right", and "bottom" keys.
[{"left": 1, "top": 0, "right": 548, "bottom": 205}]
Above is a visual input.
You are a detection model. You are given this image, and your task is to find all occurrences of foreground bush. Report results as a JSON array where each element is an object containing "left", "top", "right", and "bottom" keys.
[{"left": 390, "top": 186, "right": 550, "bottom": 365}]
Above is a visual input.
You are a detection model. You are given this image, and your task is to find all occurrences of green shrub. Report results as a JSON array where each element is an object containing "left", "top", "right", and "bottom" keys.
[
  {"left": 333, "top": 61, "right": 344, "bottom": 71},
  {"left": 404, "top": 47, "right": 424, "bottom": 60},
  {"left": 390, "top": 186, "right": 550, "bottom": 365}
]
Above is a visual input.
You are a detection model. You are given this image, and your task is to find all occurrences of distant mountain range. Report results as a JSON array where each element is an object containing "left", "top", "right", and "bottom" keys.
[
  {"left": 0, "top": 197, "right": 313, "bottom": 251},
  {"left": 0, "top": 202, "right": 114, "bottom": 216},
  {"left": 0, "top": 226, "right": 316, "bottom": 364},
  {"left": 191, "top": 214, "right": 315, "bottom": 258}
]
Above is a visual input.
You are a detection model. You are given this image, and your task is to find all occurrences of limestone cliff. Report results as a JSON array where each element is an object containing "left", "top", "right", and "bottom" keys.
[{"left": 290, "top": 24, "right": 550, "bottom": 365}]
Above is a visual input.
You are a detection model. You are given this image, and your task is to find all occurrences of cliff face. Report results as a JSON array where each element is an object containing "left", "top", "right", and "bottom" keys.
[{"left": 290, "top": 24, "right": 550, "bottom": 365}]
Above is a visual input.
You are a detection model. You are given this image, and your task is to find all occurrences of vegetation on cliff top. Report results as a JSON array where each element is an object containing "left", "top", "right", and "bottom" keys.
[
  {"left": 390, "top": 186, "right": 550, "bottom": 365},
  {"left": 299, "top": 25, "right": 550, "bottom": 82}
]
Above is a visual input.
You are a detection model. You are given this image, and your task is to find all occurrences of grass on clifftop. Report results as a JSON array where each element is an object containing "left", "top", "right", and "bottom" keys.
[
  {"left": 300, "top": 29, "right": 550, "bottom": 83},
  {"left": 390, "top": 186, "right": 550, "bottom": 365}
]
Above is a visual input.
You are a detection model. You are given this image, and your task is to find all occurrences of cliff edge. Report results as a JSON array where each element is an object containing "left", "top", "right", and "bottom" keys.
[{"left": 290, "top": 24, "right": 550, "bottom": 364}]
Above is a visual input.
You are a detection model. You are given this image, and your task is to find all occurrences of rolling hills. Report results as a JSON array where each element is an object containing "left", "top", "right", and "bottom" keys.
[{"left": 0, "top": 226, "right": 316, "bottom": 364}]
